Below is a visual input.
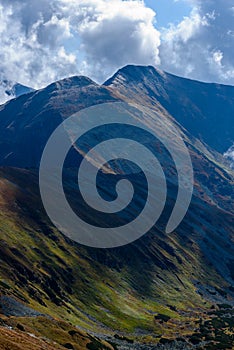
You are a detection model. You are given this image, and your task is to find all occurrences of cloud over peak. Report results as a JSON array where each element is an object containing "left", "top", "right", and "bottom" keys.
[
  {"left": 0, "top": 0, "right": 233, "bottom": 103},
  {"left": 75, "top": 0, "right": 160, "bottom": 80},
  {"left": 0, "top": 0, "right": 161, "bottom": 90}
]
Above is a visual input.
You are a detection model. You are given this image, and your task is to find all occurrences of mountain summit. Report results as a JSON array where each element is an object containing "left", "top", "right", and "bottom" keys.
[
  {"left": 105, "top": 65, "right": 234, "bottom": 153},
  {"left": 0, "top": 65, "right": 233, "bottom": 348},
  {"left": 0, "top": 75, "right": 117, "bottom": 167}
]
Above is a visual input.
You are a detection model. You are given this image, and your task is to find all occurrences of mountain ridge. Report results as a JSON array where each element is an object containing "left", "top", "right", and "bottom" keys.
[
  {"left": 105, "top": 65, "right": 234, "bottom": 154},
  {"left": 0, "top": 64, "right": 234, "bottom": 167},
  {"left": 0, "top": 64, "right": 233, "bottom": 348}
]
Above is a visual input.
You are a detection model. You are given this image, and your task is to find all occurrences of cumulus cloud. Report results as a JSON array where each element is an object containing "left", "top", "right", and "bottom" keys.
[
  {"left": 0, "top": 0, "right": 78, "bottom": 90},
  {"left": 0, "top": 0, "right": 160, "bottom": 92},
  {"left": 160, "top": 0, "right": 234, "bottom": 84},
  {"left": 73, "top": 0, "right": 160, "bottom": 80},
  {"left": 0, "top": 0, "right": 233, "bottom": 103}
]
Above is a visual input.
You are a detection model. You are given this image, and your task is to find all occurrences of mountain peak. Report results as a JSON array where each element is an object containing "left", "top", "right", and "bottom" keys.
[
  {"left": 104, "top": 64, "right": 166, "bottom": 87},
  {"left": 46, "top": 75, "right": 97, "bottom": 92},
  {"left": 105, "top": 64, "right": 234, "bottom": 154}
]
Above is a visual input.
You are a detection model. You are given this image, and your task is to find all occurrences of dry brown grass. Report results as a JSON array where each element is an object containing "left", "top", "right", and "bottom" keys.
[{"left": 0, "top": 326, "right": 61, "bottom": 350}]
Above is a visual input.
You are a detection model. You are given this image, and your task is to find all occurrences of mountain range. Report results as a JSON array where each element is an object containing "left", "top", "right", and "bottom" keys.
[{"left": 0, "top": 65, "right": 233, "bottom": 350}]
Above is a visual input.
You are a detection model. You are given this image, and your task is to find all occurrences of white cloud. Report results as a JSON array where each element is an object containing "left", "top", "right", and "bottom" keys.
[
  {"left": 162, "top": 9, "right": 208, "bottom": 44},
  {"left": 0, "top": 0, "right": 233, "bottom": 104},
  {"left": 0, "top": 0, "right": 161, "bottom": 93},
  {"left": 0, "top": 0, "right": 79, "bottom": 91},
  {"left": 160, "top": 0, "right": 234, "bottom": 84},
  {"left": 54, "top": 0, "right": 161, "bottom": 81},
  {"left": 212, "top": 50, "right": 223, "bottom": 66},
  {"left": 73, "top": 0, "right": 160, "bottom": 80}
]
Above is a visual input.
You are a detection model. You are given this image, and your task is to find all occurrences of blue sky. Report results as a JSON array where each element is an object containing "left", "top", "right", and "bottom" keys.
[{"left": 145, "top": 0, "right": 192, "bottom": 27}]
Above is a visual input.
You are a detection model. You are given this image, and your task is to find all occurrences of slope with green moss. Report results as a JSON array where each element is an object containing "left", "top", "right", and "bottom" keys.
[
  {"left": 0, "top": 66, "right": 233, "bottom": 348},
  {"left": 0, "top": 159, "right": 233, "bottom": 346}
]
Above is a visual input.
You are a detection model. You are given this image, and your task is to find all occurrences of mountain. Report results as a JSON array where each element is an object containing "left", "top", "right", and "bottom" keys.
[
  {"left": 105, "top": 65, "right": 234, "bottom": 154},
  {"left": 0, "top": 76, "right": 117, "bottom": 167},
  {"left": 0, "top": 79, "right": 34, "bottom": 105},
  {"left": 0, "top": 66, "right": 233, "bottom": 349},
  {"left": 1, "top": 67, "right": 234, "bottom": 167}
]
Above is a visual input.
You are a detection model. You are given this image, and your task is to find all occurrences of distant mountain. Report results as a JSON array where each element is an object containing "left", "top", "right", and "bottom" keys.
[
  {"left": 0, "top": 79, "right": 34, "bottom": 104},
  {"left": 0, "top": 66, "right": 233, "bottom": 348}
]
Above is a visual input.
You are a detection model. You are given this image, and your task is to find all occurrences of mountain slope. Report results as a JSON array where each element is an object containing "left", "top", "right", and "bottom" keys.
[
  {"left": 0, "top": 66, "right": 233, "bottom": 348},
  {"left": 0, "top": 163, "right": 233, "bottom": 346},
  {"left": 105, "top": 65, "right": 234, "bottom": 154},
  {"left": 0, "top": 76, "right": 118, "bottom": 167}
]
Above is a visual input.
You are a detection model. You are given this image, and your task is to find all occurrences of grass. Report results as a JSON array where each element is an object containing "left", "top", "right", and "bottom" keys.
[
  {"left": 0, "top": 316, "right": 115, "bottom": 350},
  {"left": 0, "top": 166, "right": 233, "bottom": 347}
]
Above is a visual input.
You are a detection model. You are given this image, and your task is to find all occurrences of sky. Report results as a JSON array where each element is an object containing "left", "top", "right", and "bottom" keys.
[
  {"left": 145, "top": 0, "right": 192, "bottom": 27},
  {"left": 0, "top": 0, "right": 233, "bottom": 94}
]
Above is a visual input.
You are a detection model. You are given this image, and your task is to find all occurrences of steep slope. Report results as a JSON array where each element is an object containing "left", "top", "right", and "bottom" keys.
[
  {"left": 0, "top": 163, "right": 233, "bottom": 347},
  {"left": 0, "top": 76, "right": 118, "bottom": 167},
  {"left": 105, "top": 65, "right": 234, "bottom": 154},
  {"left": 0, "top": 314, "right": 115, "bottom": 350},
  {"left": 0, "top": 67, "right": 233, "bottom": 348}
]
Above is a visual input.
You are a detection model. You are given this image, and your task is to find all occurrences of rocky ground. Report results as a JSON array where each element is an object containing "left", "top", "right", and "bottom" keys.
[{"left": 0, "top": 295, "right": 234, "bottom": 349}]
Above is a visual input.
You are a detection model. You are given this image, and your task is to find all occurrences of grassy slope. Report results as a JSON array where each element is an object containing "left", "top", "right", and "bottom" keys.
[
  {"left": 0, "top": 70, "right": 233, "bottom": 348},
  {"left": 0, "top": 164, "right": 233, "bottom": 348},
  {"left": 0, "top": 316, "right": 115, "bottom": 350}
]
